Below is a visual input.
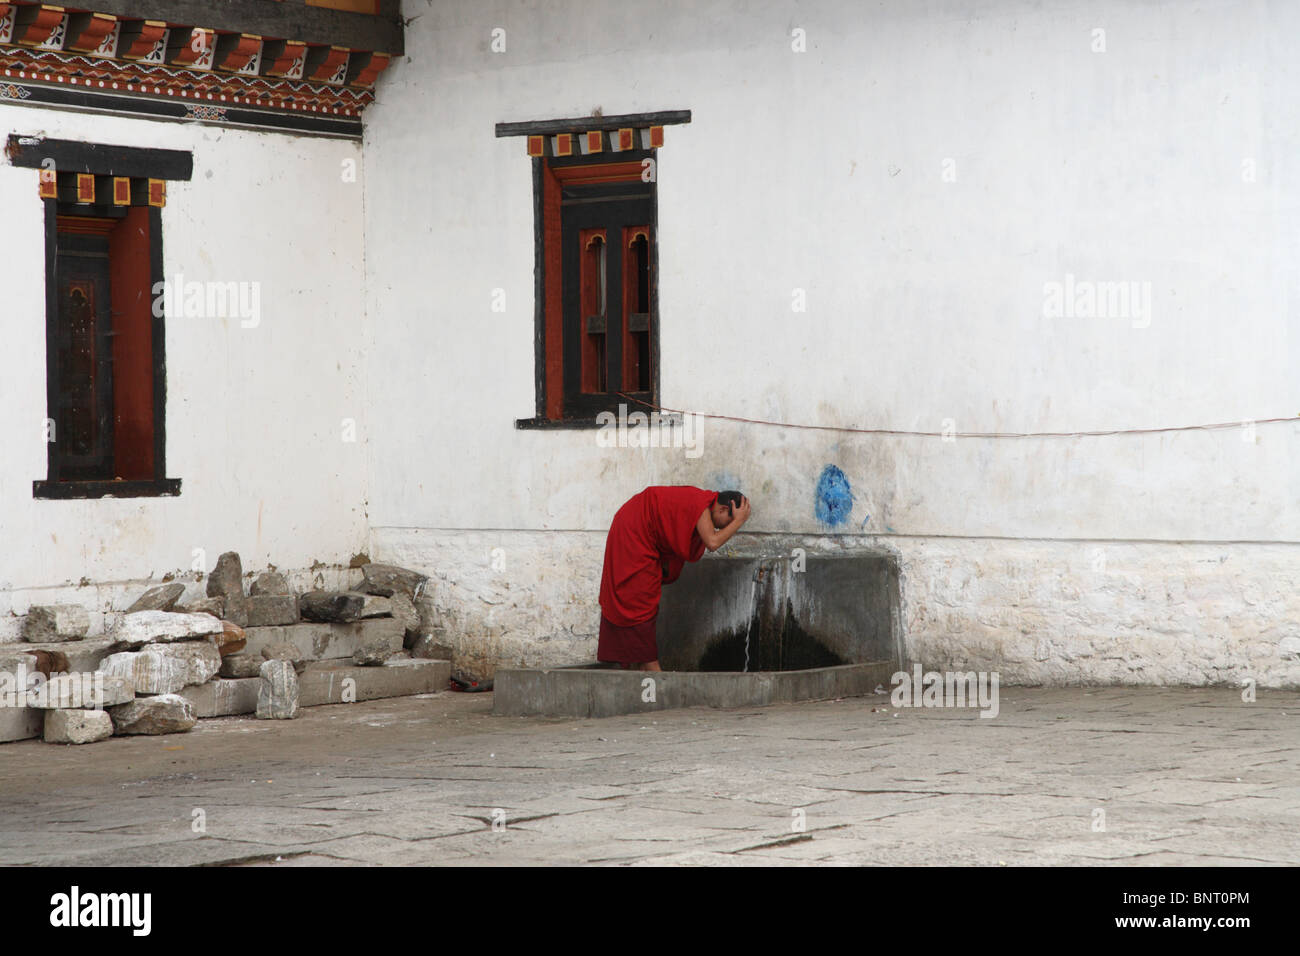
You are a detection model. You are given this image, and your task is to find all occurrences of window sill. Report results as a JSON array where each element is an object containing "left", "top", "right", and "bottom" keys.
[
  {"left": 515, "top": 417, "right": 606, "bottom": 430},
  {"left": 33, "top": 478, "right": 182, "bottom": 500},
  {"left": 515, "top": 411, "right": 683, "bottom": 431}
]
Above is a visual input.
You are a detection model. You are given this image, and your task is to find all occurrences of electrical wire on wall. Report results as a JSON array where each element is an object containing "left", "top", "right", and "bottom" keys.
[{"left": 617, "top": 393, "right": 1298, "bottom": 440}]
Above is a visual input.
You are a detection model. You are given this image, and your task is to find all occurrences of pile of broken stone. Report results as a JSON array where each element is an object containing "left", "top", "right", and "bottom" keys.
[{"left": 4, "top": 553, "right": 450, "bottom": 745}]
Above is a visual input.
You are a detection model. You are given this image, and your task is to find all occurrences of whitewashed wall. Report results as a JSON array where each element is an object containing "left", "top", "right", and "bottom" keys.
[
  {"left": 361, "top": 0, "right": 1300, "bottom": 686},
  {"left": 0, "top": 104, "right": 369, "bottom": 638}
]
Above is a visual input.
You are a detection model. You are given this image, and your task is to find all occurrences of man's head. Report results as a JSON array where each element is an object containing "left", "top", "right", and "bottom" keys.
[{"left": 711, "top": 490, "right": 746, "bottom": 528}]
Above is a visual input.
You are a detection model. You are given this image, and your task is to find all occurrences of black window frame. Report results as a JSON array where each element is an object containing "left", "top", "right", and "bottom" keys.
[
  {"left": 497, "top": 110, "right": 690, "bottom": 430},
  {"left": 9, "top": 135, "right": 189, "bottom": 500},
  {"left": 556, "top": 164, "right": 658, "bottom": 422}
]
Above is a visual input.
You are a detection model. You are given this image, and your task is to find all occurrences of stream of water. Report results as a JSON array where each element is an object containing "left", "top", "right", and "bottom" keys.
[{"left": 742, "top": 573, "right": 757, "bottom": 672}]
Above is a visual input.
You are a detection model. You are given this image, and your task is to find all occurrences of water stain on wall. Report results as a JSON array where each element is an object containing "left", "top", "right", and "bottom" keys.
[{"left": 696, "top": 601, "right": 846, "bottom": 672}]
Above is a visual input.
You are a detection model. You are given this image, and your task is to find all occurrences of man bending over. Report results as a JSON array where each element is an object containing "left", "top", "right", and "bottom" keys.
[{"left": 597, "top": 486, "right": 750, "bottom": 671}]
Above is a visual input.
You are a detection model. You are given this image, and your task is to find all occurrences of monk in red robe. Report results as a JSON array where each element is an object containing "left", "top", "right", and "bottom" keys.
[{"left": 598, "top": 486, "right": 751, "bottom": 670}]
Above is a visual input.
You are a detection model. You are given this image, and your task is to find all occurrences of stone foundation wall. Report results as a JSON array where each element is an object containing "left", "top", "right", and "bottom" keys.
[{"left": 372, "top": 527, "right": 1300, "bottom": 688}]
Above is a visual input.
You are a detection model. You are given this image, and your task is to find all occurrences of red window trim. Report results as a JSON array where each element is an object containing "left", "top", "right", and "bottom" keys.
[{"left": 541, "top": 159, "right": 651, "bottom": 420}]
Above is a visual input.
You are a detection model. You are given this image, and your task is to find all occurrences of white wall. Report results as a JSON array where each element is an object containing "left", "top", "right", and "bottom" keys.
[
  {"left": 0, "top": 104, "right": 369, "bottom": 637},
  {"left": 361, "top": 0, "right": 1300, "bottom": 685}
]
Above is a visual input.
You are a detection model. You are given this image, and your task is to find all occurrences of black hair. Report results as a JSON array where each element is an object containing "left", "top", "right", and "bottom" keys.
[{"left": 715, "top": 490, "right": 745, "bottom": 514}]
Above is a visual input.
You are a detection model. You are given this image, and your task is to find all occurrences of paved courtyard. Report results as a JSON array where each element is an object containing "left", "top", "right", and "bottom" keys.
[{"left": 1, "top": 686, "right": 1296, "bottom": 866}]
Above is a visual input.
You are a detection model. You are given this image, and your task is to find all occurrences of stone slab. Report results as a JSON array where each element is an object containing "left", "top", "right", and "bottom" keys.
[
  {"left": 298, "top": 658, "right": 450, "bottom": 706},
  {"left": 210, "top": 621, "right": 247, "bottom": 657},
  {"left": 108, "top": 610, "right": 224, "bottom": 648},
  {"left": 149, "top": 642, "right": 222, "bottom": 686},
  {"left": 492, "top": 660, "right": 898, "bottom": 719},
  {"left": 44, "top": 709, "right": 113, "bottom": 744},
  {"left": 26, "top": 674, "right": 133, "bottom": 709},
  {"left": 299, "top": 590, "right": 367, "bottom": 623},
  {"left": 241, "top": 619, "right": 403, "bottom": 663},
  {"left": 22, "top": 605, "right": 90, "bottom": 642},
  {"left": 0, "top": 652, "right": 38, "bottom": 675},
  {"left": 180, "top": 678, "right": 261, "bottom": 717},
  {"left": 245, "top": 595, "right": 299, "bottom": 627},
  {"left": 100, "top": 650, "right": 188, "bottom": 696},
  {"left": 409, "top": 633, "right": 453, "bottom": 660},
  {"left": 177, "top": 597, "right": 224, "bottom": 618},
  {"left": 125, "top": 583, "right": 186, "bottom": 613},
  {"left": 222, "top": 595, "right": 249, "bottom": 627},
  {"left": 207, "top": 551, "right": 244, "bottom": 600},
  {"left": 0, "top": 706, "right": 43, "bottom": 743},
  {"left": 1, "top": 639, "right": 115, "bottom": 673},
  {"left": 257, "top": 660, "right": 300, "bottom": 719},
  {"left": 219, "top": 654, "right": 264, "bottom": 678},
  {"left": 182, "top": 661, "right": 450, "bottom": 714},
  {"left": 109, "top": 694, "right": 196, "bottom": 735},
  {"left": 360, "top": 563, "right": 428, "bottom": 600},
  {"left": 250, "top": 571, "right": 291, "bottom": 596}
]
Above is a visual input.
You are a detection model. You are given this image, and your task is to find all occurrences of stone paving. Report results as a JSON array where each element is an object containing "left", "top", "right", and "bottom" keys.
[{"left": 0, "top": 686, "right": 1296, "bottom": 865}]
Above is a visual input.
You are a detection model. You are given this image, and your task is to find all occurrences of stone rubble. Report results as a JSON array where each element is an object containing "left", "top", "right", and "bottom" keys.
[
  {"left": 251, "top": 571, "right": 291, "bottom": 596},
  {"left": 44, "top": 709, "right": 114, "bottom": 745},
  {"left": 353, "top": 636, "right": 394, "bottom": 666},
  {"left": 412, "top": 591, "right": 442, "bottom": 646},
  {"left": 100, "top": 650, "right": 189, "bottom": 696},
  {"left": 3, "top": 555, "right": 451, "bottom": 745},
  {"left": 299, "top": 590, "right": 367, "bottom": 623},
  {"left": 245, "top": 594, "right": 299, "bottom": 627},
  {"left": 22, "top": 605, "right": 90, "bottom": 643},
  {"left": 360, "top": 563, "right": 429, "bottom": 601},
  {"left": 178, "top": 597, "right": 225, "bottom": 618},
  {"left": 125, "top": 583, "right": 186, "bottom": 613},
  {"left": 256, "top": 659, "right": 300, "bottom": 719},
  {"left": 221, "top": 595, "right": 250, "bottom": 627},
  {"left": 358, "top": 595, "right": 392, "bottom": 619},
  {"left": 206, "top": 551, "right": 244, "bottom": 600},
  {"left": 209, "top": 620, "right": 248, "bottom": 657},
  {"left": 28, "top": 649, "right": 70, "bottom": 677},
  {"left": 410, "top": 632, "right": 455, "bottom": 661},
  {"left": 389, "top": 592, "right": 420, "bottom": 641},
  {"left": 148, "top": 642, "right": 222, "bottom": 687},
  {"left": 219, "top": 654, "right": 264, "bottom": 679},
  {"left": 108, "top": 694, "right": 197, "bottom": 735},
  {"left": 26, "top": 674, "right": 133, "bottom": 709},
  {"left": 0, "top": 651, "right": 39, "bottom": 675},
  {"left": 260, "top": 641, "right": 307, "bottom": 675},
  {"left": 109, "top": 610, "right": 224, "bottom": 648}
]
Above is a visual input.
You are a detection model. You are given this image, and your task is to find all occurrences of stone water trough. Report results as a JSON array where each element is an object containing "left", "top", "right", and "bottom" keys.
[{"left": 494, "top": 552, "right": 902, "bottom": 718}]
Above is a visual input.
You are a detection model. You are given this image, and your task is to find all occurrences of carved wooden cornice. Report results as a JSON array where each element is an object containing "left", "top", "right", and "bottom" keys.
[{"left": 0, "top": 1, "right": 403, "bottom": 138}]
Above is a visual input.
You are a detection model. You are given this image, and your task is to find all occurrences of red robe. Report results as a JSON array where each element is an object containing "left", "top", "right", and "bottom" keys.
[{"left": 598, "top": 486, "right": 717, "bottom": 662}]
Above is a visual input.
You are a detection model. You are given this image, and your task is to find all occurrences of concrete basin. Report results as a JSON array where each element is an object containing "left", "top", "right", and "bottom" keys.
[{"left": 494, "top": 552, "right": 902, "bottom": 718}]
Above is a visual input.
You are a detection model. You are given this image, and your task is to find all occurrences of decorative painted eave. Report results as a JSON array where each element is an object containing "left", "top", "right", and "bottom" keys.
[
  {"left": 495, "top": 110, "right": 692, "bottom": 158},
  {"left": 0, "top": 0, "right": 403, "bottom": 138}
]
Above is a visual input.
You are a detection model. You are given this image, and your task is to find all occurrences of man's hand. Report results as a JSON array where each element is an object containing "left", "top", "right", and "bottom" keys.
[
  {"left": 698, "top": 495, "right": 753, "bottom": 552},
  {"left": 730, "top": 495, "right": 751, "bottom": 526}
]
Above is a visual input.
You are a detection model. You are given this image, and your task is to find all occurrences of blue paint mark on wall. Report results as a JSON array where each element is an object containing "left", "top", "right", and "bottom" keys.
[
  {"left": 814, "top": 464, "right": 854, "bottom": 527},
  {"left": 709, "top": 470, "right": 744, "bottom": 494}
]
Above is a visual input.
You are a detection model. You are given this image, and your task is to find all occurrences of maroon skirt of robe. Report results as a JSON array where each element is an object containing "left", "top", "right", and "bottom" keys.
[{"left": 597, "top": 613, "right": 659, "bottom": 665}]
